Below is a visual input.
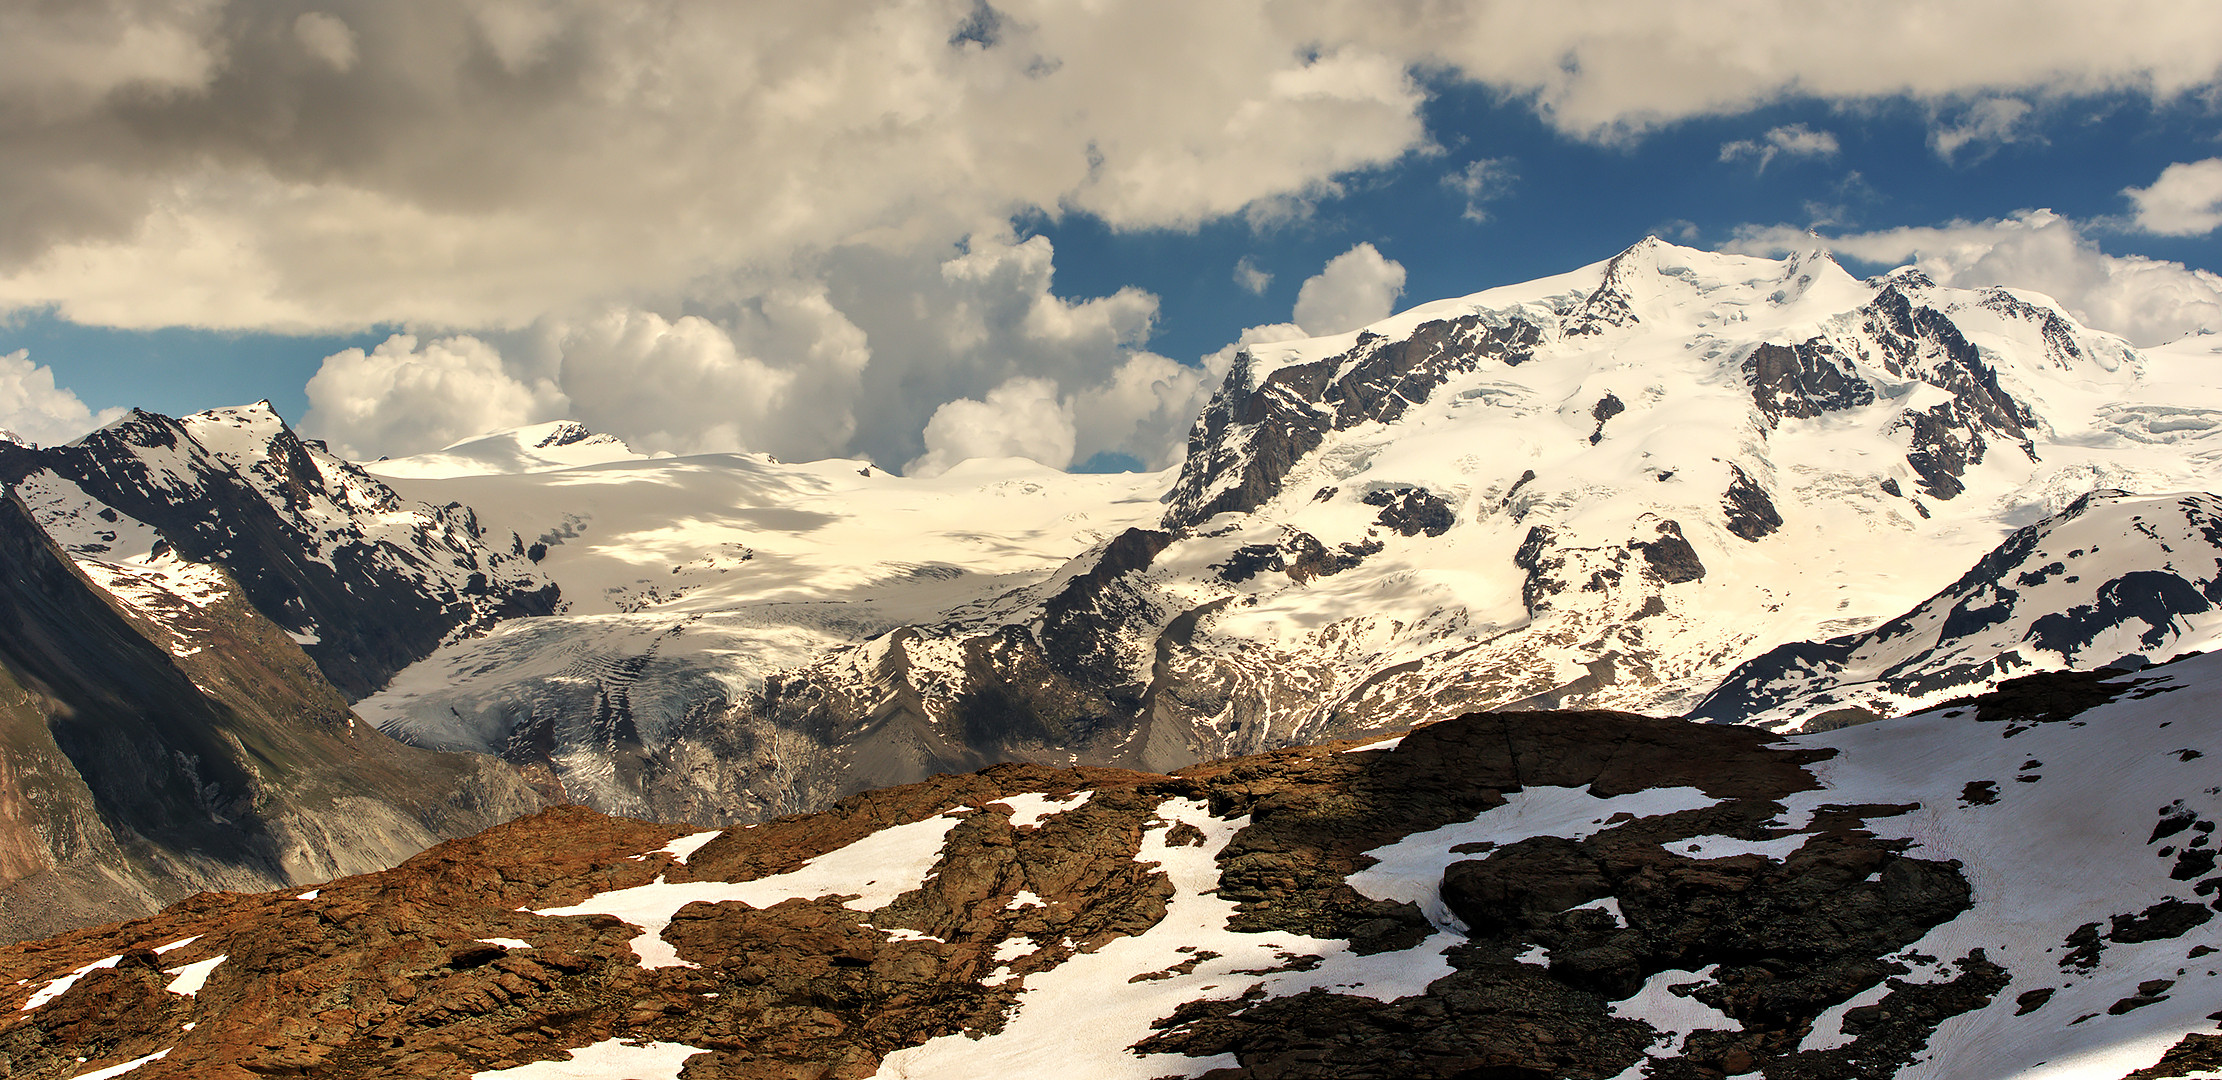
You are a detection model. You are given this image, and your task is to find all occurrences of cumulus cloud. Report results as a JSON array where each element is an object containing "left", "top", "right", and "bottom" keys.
[
  {"left": 1718, "top": 124, "right": 1839, "bottom": 172},
  {"left": 1293, "top": 242, "right": 1407, "bottom": 336},
  {"left": 1443, "top": 158, "right": 1516, "bottom": 222},
  {"left": 907, "top": 377, "right": 1076, "bottom": 478},
  {"left": 1727, "top": 209, "right": 2222, "bottom": 346},
  {"left": 2127, "top": 158, "right": 2222, "bottom": 236},
  {"left": 0, "top": 3, "right": 2214, "bottom": 331},
  {"left": 0, "top": 2, "right": 1431, "bottom": 332},
  {"left": 0, "top": 349, "right": 124, "bottom": 447},
  {"left": 302, "top": 333, "right": 567, "bottom": 458},
  {"left": 549, "top": 289, "right": 879, "bottom": 461},
  {"left": 1071, "top": 352, "right": 1217, "bottom": 471},
  {"left": 297, "top": 230, "right": 1218, "bottom": 471}
]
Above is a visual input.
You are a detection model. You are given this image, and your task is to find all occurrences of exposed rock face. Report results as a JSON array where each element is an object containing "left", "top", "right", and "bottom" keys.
[
  {"left": 1162, "top": 314, "right": 1551, "bottom": 529},
  {"left": 1719, "top": 464, "right": 1783, "bottom": 542},
  {"left": 1361, "top": 486, "right": 1455, "bottom": 537},
  {"left": 0, "top": 403, "right": 557, "bottom": 699},
  {"left": 1631, "top": 520, "right": 1705, "bottom": 584},
  {"left": 13, "top": 655, "right": 2222, "bottom": 1080},
  {"left": 0, "top": 711, "right": 1953, "bottom": 1079},
  {"left": 1743, "top": 339, "right": 1875, "bottom": 424},
  {"left": 0, "top": 489, "right": 544, "bottom": 941}
]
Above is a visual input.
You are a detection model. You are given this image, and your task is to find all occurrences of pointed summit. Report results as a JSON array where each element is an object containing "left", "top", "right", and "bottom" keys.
[{"left": 1567, "top": 237, "right": 1661, "bottom": 335}]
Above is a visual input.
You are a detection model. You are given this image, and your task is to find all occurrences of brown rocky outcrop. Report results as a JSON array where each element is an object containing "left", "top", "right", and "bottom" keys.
[{"left": 0, "top": 710, "right": 2009, "bottom": 1080}]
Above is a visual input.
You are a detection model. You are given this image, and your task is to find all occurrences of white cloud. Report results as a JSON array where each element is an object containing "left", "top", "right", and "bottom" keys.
[
  {"left": 0, "top": 3, "right": 1431, "bottom": 332},
  {"left": 295, "top": 230, "right": 1217, "bottom": 470},
  {"left": 301, "top": 333, "right": 567, "bottom": 459},
  {"left": 1443, "top": 158, "right": 1516, "bottom": 222},
  {"left": 552, "top": 309, "right": 804, "bottom": 459},
  {"left": 1070, "top": 352, "right": 1217, "bottom": 471},
  {"left": 1727, "top": 209, "right": 2222, "bottom": 346},
  {"left": 1928, "top": 97, "right": 2038, "bottom": 161},
  {"left": 1233, "top": 256, "right": 1272, "bottom": 295},
  {"left": 907, "top": 376, "right": 1076, "bottom": 477},
  {"left": 5, "top": 2, "right": 2219, "bottom": 473},
  {"left": 292, "top": 12, "right": 357, "bottom": 73},
  {"left": 0, "top": 349, "right": 124, "bottom": 447},
  {"left": 2127, "top": 158, "right": 2222, "bottom": 236},
  {"left": 1, "top": 3, "right": 2214, "bottom": 332},
  {"left": 1292, "top": 242, "right": 1407, "bottom": 336},
  {"left": 1302, "top": 3, "right": 2222, "bottom": 142},
  {"left": 1718, "top": 124, "right": 1839, "bottom": 171}
]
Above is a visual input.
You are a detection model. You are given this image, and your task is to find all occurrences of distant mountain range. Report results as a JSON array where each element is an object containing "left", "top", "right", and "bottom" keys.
[
  {"left": 7, "top": 236, "right": 2222, "bottom": 941},
  {"left": 349, "top": 238, "right": 2222, "bottom": 823},
  {"left": 8, "top": 236, "right": 2222, "bottom": 1078}
]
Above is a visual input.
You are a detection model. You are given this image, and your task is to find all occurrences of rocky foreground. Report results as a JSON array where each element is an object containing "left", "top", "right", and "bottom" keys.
[{"left": 8, "top": 659, "right": 2222, "bottom": 1079}]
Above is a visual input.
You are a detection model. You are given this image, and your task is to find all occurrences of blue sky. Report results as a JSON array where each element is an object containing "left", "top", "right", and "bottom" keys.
[
  {"left": 1037, "top": 85, "right": 2222, "bottom": 367},
  {"left": 1, "top": 4, "right": 2219, "bottom": 470}
]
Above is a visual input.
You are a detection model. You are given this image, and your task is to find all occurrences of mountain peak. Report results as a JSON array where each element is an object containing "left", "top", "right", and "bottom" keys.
[{"left": 368, "top": 420, "right": 644, "bottom": 479}]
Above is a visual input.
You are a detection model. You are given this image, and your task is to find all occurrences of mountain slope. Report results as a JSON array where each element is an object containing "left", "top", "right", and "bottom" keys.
[
  {"left": 1696, "top": 489, "right": 2222, "bottom": 730},
  {"left": 0, "top": 403, "right": 559, "bottom": 699},
  {"left": 0, "top": 488, "right": 545, "bottom": 941},
  {"left": 6, "top": 657, "right": 2222, "bottom": 1078}
]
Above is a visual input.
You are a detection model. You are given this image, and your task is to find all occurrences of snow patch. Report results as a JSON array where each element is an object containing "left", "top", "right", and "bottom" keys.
[
  {"left": 1672, "top": 833, "right": 1810, "bottom": 861},
  {"left": 1612, "top": 966, "right": 1738, "bottom": 1057},
  {"left": 654, "top": 830, "right": 723, "bottom": 865},
  {"left": 469, "top": 1038, "right": 705, "bottom": 1080},
  {"left": 1343, "top": 734, "right": 1406, "bottom": 753},
  {"left": 73, "top": 1048, "right": 171, "bottom": 1079},
  {"left": 22, "top": 955, "right": 120, "bottom": 1011},
  {"left": 163, "top": 955, "right": 225, "bottom": 996},
  {"left": 870, "top": 798, "right": 1457, "bottom": 1080},
  {"left": 988, "top": 790, "right": 1094, "bottom": 829},
  {"left": 534, "top": 811, "right": 966, "bottom": 969},
  {"left": 1569, "top": 896, "right": 1627, "bottom": 927}
]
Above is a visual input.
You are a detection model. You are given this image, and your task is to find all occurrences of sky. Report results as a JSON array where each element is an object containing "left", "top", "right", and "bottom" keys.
[{"left": 1, "top": 2, "right": 2220, "bottom": 474}]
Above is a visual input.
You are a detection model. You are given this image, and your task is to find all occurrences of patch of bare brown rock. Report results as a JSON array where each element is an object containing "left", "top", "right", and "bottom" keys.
[{"left": 0, "top": 709, "right": 2005, "bottom": 1079}]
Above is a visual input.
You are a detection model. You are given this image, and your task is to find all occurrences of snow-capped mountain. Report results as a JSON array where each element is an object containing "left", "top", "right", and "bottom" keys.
[
  {"left": 10, "top": 655, "right": 2222, "bottom": 1079},
  {"left": 354, "top": 448, "right": 1168, "bottom": 820},
  {"left": 1697, "top": 489, "right": 2222, "bottom": 730},
  {"left": 369, "top": 420, "right": 647, "bottom": 479},
  {"left": 0, "top": 402, "right": 559, "bottom": 698},
  {"left": 347, "top": 237, "right": 2222, "bottom": 823}
]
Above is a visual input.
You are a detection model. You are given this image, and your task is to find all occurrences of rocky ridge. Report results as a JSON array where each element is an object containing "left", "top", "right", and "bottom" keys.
[
  {"left": 0, "top": 402, "right": 559, "bottom": 699},
  {"left": 7, "top": 656, "right": 2222, "bottom": 1078},
  {"left": 0, "top": 482, "right": 545, "bottom": 941},
  {"left": 1696, "top": 489, "right": 2222, "bottom": 730}
]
